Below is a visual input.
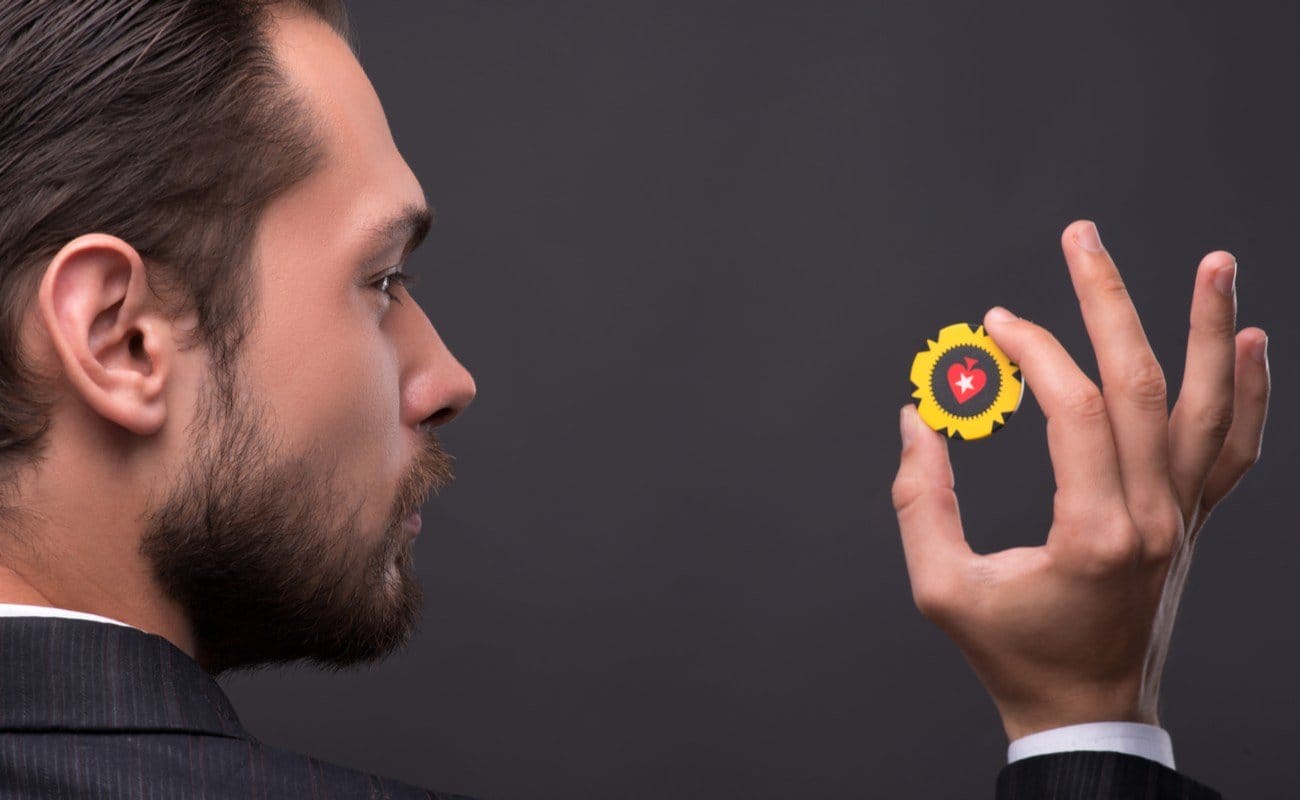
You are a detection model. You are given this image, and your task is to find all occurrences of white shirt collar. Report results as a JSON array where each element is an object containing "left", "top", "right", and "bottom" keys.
[{"left": 0, "top": 602, "right": 140, "bottom": 631}]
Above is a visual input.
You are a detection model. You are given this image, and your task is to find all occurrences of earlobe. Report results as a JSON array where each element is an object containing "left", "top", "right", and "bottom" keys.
[{"left": 38, "top": 233, "right": 169, "bottom": 437}]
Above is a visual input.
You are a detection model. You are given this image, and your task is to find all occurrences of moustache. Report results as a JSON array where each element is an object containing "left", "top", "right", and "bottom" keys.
[{"left": 394, "top": 432, "right": 456, "bottom": 524}]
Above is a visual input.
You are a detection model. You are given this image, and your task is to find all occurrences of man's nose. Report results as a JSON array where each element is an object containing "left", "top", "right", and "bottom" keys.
[{"left": 425, "top": 354, "right": 475, "bottom": 428}]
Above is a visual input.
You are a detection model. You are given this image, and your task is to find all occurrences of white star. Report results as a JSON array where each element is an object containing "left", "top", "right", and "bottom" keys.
[{"left": 955, "top": 373, "right": 975, "bottom": 395}]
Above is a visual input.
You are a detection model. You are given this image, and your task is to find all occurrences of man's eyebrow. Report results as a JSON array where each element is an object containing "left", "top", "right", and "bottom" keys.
[{"left": 359, "top": 203, "right": 434, "bottom": 271}]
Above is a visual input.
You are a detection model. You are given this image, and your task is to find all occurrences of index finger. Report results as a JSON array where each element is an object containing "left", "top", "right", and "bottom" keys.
[{"left": 981, "top": 307, "right": 1130, "bottom": 545}]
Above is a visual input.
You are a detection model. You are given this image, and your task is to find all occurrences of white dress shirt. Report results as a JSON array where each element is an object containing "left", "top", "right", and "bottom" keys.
[{"left": 0, "top": 602, "right": 1175, "bottom": 768}]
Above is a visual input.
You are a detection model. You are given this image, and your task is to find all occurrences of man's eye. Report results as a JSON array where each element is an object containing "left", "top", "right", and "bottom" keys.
[{"left": 373, "top": 269, "right": 418, "bottom": 304}]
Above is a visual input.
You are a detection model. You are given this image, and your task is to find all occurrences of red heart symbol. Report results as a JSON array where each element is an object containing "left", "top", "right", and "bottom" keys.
[{"left": 947, "top": 357, "right": 987, "bottom": 404}]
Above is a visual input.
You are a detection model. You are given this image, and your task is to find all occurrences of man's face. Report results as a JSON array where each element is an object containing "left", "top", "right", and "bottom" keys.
[{"left": 138, "top": 7, "right": 476, "bottom": 675}]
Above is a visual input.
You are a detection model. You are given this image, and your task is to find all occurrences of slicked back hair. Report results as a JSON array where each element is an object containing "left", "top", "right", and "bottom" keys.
[{"left": 0, "top": 0, "right": 351, "bottom": 500}]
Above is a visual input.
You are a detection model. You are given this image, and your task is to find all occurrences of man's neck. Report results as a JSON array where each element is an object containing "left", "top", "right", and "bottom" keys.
[
  {"left": 0, "top": 563, "right": 193, "bottom": 654},
  {"left": 0, "top": 372, "right": 203, "bottom": 659}
]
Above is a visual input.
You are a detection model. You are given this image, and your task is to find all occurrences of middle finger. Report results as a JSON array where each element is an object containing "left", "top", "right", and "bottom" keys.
[{"left": 1060, "top": 220, "right": 1172, "bottom": 519}]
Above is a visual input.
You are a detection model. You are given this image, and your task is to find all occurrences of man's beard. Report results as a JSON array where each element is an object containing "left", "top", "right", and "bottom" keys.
[{"left": 139, "top": 359, "right": 455, "bottom": 676}]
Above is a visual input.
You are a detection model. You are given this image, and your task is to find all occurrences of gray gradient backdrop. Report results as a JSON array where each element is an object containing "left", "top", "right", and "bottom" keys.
[{"left": 220, "top": 2, "right": 1295, "bottom": 797}]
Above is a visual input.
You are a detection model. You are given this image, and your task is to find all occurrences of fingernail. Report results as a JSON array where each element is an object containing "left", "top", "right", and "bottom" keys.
[
  {"left": 1213, "top": 261, "right": 1237, "bottom": 296},
  {"left": 1075, "top": 221, "right": 1104, "bottom": 253},
  {"left": 1252, "top": 333, "right": 1268, "bottom": 363},
  {"left": 900, "top": 406, "right": 914, "bottom": 447},
  {"left": 986, "top": 306, "right": 1017, "bottom": 324}
]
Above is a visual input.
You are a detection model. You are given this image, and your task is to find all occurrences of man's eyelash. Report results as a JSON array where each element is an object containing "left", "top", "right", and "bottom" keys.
[{"left": 374, "top": 269, "right": 418, "bottom": 304}]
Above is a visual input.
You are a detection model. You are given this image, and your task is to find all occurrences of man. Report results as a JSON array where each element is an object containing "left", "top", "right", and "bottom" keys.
[{"left": 0, "top": 2, "right": 1267, "bottom": 799}]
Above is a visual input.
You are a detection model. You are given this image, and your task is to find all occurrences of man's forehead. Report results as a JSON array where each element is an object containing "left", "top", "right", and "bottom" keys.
[
  {"left": 266, "top": 6, "right": 426, "bottom": 247},
  {"left": 253, "top": 6, "right": 431, "bottom": 270}
]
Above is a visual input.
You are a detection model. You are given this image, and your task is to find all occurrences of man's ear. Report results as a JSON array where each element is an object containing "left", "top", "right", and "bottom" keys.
[{"left": 37, "top": 233, "right": 172, "bottom": 437}]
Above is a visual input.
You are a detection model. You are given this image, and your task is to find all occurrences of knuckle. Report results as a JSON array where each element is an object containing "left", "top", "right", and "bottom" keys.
[
  {"left": 891, "top": 476, "right": 922, "bottom": 513},
  {"left": 1063, "top": 383, "right": 1109, "bottom": 423},
  {"left": 1089, "top": 537, "right": 1140, "bottom": 575},
  {"left": 1133, "top": 503, "right": 1184, "bottom": 565},
  {"left": 1094, "top": 273, "right": 1131, "bottom": 301},
  {"left": 1225, "top": 439, "right": 1262, "bottom": 470},
  {"left": 1122, "top": 361, "right": 1168, "bottom": 410},
  {"left": 892, "top": 476, "right": 958, "bottom": 518},
  {"left": 1196, "top": 402, "right": 1235, "bottom": 441},
  {"left": 1083, "top": 518, "right": 1141, "bottom": 575},
  {"left": 1051, "top": 488, "right": 1088, "bottom": 523},
  {"left": 1141, "top": 536, "right": 1177, "bottom": 569}
]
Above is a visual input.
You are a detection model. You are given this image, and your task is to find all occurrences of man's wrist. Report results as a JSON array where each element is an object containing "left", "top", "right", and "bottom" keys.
[
  {"left": 1007, "top": 721, "right": 1175, "bottom": 769},
  {"left": 996, "top": 682, "right": 1154, "bottom": 743}
]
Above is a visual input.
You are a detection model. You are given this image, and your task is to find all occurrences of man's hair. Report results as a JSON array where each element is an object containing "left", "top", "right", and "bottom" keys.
[{"left": 0, "top": 0, "right": 350, "bottom": 493}]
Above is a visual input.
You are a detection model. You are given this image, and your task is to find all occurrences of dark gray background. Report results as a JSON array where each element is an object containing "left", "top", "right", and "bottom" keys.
[{"left": 221, "top": 2, "right": 1296, "bottom": 797}]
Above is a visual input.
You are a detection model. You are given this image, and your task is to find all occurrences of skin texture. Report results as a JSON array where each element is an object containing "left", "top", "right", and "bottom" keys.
[
  {"left": 0, "top": 6, "right": 476, "bottom": 675},
  {"left": 893, "top": 220, "right": 1271, "bottom": 741}
]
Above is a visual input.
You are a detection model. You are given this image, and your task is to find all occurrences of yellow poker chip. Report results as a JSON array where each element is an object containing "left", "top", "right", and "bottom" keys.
[{"left": 909, "top": 322, "right": 1023, "bottom": 440}]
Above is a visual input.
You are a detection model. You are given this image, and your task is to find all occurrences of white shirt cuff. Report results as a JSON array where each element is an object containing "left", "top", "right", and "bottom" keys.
[{"left": 1007, "top": 722, "right": 1175, "bottom": 770}]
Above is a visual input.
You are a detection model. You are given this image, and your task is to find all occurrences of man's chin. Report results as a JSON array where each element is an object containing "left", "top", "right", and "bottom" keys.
[{"left": 179, "top": 554, "right": 423, "bottom": 676}]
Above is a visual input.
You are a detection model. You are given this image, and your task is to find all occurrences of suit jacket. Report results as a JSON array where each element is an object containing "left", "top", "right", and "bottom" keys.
[
  {"left": 0, "top": 616, "right": 477, "bottom": 798},
  {"left": 0, "top": 615, "right": 1225, "bottom": 799},
  {"left": 996, "top": 751, "right": 1223, "bottom": 799}
]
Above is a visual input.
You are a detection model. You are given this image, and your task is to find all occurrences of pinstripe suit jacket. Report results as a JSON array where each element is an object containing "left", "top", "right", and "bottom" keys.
[
  {"left": 996, "top": 751, "right": 1222, "bottom": 799},
  {"left": 0, "top": 617, "right": 477, "bottom": 799},
  {"left": 0, "top": 615, "right": 1226, "bottom": 799}
]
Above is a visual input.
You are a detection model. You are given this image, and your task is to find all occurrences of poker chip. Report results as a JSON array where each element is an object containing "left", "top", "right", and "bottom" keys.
[{"left": 908, "top": 322, "right": 1023, "bottom": 440}]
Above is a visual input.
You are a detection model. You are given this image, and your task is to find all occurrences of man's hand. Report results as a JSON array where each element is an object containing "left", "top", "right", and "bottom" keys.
[{"left": 891, "top": 220, "right": 1270, "bottom": 741}]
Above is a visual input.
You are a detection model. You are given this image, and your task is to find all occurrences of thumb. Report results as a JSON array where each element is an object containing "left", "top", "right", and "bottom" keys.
[{"left": 891, "top": 404, "right": 972, "bottom": 613}]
